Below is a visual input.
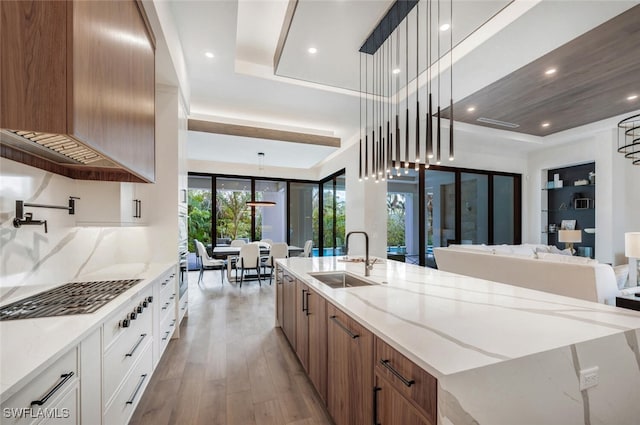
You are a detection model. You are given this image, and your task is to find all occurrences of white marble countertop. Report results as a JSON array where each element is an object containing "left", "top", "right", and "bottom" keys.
[
  {"left": 278, "top": 257, "right": 640, "bottom": 378},
  {"left": 0, "top": 262, "right": 175, "bottom": 400}
]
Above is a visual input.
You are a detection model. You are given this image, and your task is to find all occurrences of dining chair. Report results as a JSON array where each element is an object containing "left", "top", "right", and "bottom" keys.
[
  {"left": 236, "top": 243, "right": 261, "bottom": 287},
  {"left": 263, "top": 242, "right": 288, "bottom": 285},
  {"left": 230, "top": 239, "right": 247, "bottom": 247},
  {"left": 260, "top": 238, "right": 273, "bottom": 247},
  {"left": 193, "top": 239, "right": 202, "bottom": 269},
  {"left": 195, "top": 239, "right": 226, "bottom": 286},
  {"left": 299, "top": 239, "right": 313, "bottom": 257}
]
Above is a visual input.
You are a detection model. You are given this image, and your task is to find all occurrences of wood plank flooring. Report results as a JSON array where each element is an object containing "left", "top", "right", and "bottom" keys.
[{"left": 129, "top": 271, "right": 334, "bottom": 425}]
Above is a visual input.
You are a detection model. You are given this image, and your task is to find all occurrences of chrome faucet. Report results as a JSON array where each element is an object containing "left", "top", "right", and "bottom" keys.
[{"left": 345, "top": 231, "right": 374, "bottom": 277}]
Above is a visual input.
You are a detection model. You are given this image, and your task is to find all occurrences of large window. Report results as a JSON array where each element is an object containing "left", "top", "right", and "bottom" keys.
[
  {"left": 255, "top": 180, "right": 287, "bottom": 242},
  {"left": 216, "top": 177, "right": 251, "bottom": 241},
  {"left": 290, "top": 182, "right": 319, "bottom": 251},
  {"left": 387, "top": 170, "right": 419, "bottom": 264},
  {"left": 188, "top": 170, "right": 345, "bottom": 256},
  {"left": 388, "top": 165, "right": 521, "bottom": 268}
]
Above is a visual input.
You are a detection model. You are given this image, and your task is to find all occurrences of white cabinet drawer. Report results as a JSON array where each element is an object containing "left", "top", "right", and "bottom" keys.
[
  {"left": 103, "top": 312, "right": 152, "bottom": 404},
  {"left": 103, "top": 342, "right": 152, "bottom": 425},
  {"left": 103, "top": 287, "right": 153, "bottom": 350},
  {"left": 158, "top": 300, "right": 177, "bottom": 354},
  {"left": 1, "top": 348, "right": 77, "bottom": 425},
  {"left": 36, "top": 383, "right": 79, "bottom": 425},
  {"left": 178, "top": 292, "right": 188, "bottom": 323}
]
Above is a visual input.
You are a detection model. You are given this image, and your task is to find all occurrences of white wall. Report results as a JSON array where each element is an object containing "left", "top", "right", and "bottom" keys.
[
  {"left": 526, "top": 129, "right": 640, "bottom": 265},
  {"left": 188, "top": 159, "right": 318, "bottom": 181}
]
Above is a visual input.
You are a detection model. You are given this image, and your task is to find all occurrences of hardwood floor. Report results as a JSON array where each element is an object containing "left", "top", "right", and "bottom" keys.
[{"left": 130, "top": 271, "right": 334, "bottom": 425}]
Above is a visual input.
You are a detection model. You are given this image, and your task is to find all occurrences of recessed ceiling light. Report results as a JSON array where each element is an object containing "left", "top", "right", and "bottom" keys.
[
  {"left": 627, "top": 94, "right": 638, "bottom": 101},
  {"left": 545, "top": 68, "right": 556, "bottom": 75},
  {"left": 205, "top": 52, "right": 214, "bottom": 59},
  {"left": 307, "top": 47, "right": 317, "bottom": 54},
  {"left": 541, "top": 122, "right": 550, "bottom": 128},
  {"left": 440, "top": 23, "right": 450, "bottom": 31},
  {"left": 467, "top": 106, "right": 476, "bottom": 112},
  {"left": 392, "top": 68, "right": 401, "bottom": 75}
]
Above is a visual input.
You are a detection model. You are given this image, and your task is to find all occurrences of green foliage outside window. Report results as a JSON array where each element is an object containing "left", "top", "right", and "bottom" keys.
[
  {"left": 387, "top": 193, "right": 406, "bottom": 247},
  {"left": 188, "top": 190, "right": 212, "bottom": 252},
  {"left": 216, "top": 191, "right": 251, "bottom": 240}
]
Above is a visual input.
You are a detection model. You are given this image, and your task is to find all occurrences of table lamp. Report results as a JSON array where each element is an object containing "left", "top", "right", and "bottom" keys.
[
  {"left": 558, "top": 229, "right": 582, "bottom": 254},
  {"left": 625, "top": 232, "right": 640, "bottom": 286}
]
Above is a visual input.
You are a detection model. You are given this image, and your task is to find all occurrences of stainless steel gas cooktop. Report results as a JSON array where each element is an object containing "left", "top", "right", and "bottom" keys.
[{"left": 0, "top": 279, "right": 142, "bottom": 321}]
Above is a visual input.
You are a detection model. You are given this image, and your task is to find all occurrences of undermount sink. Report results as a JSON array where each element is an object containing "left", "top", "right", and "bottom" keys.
[{"left": 308, "top": 272, "right": 376, "bottom": 289}]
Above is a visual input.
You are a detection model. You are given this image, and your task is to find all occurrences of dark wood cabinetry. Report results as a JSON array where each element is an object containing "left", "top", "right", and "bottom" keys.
[
  {"left": 327, "top": 303, "right": 373, "bottom": 425},
  {"left": 1, "top": 0, "right": 155, "bottom": 182}
]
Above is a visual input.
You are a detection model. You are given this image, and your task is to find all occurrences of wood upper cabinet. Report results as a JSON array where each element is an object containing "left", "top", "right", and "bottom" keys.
[
  {"left": 0, "top": 0, "right": 155, "bottom": 182},
  {"left": 327, "top": 303, "right": 373, "bottom": 425}
]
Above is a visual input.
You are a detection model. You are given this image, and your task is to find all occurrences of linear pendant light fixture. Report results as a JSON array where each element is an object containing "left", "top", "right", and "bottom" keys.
[{"left": 358, "top": 0, "right": 454, "bottom": 182}]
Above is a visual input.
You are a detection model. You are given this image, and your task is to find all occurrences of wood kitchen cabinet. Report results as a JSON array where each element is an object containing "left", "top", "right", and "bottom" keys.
[
  {"left": 294, "top": 281, "right": 327, "bottom": 402},
  {"left": 0, "top": 0, "right": 155, "bottom": 182},
  {"left": 281, "top": 270, "right": 297, "bottom": 347},
  {"left": 374, "top": 373, "right": 433, "bottom": 425},
  {"left": 327, "top": 303, "right": 373, "bottom": 425},
  {"left": 275, "top": 266, "right": 284, "bottom": 328},
  {"left": 374, "top": 338, "right": 437, "bottom": 425}
]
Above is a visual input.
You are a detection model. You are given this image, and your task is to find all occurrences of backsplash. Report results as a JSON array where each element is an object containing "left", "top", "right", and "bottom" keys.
[{"left": 0, "top": 158, "right": 152, "bottom": 297}]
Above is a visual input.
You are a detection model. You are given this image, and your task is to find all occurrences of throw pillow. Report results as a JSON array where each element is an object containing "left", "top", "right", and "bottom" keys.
[
  {"left": 613, "top": 264, "right": 629, "bottom": 290},
  {"left": 537, "top": 252, "right": 597, "bottom": 264},
  {"left": 509, "top": 245, "right": 537, "bottom": 258},
  {"left": 549, "top": 245, "right": 573, "bottom": 256}
]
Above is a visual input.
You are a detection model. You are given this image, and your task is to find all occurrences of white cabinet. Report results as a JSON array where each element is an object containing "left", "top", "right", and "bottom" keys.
[
  {"left": 153, "top": 266, "right": 178, "bottom": 367},
  {"left": 74, "top": 181, "right": 149, "bottom": 226},
  {"left": 1, "top": 343, "right": 79, "bottom": 425}
]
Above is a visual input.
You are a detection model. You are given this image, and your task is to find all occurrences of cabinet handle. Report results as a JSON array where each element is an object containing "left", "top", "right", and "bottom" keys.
[
  {"left": 162, "top": 331, "right": 171, "bottom": 341},
  {"left": 126, "top": 374, "right": 148, "bottom": 405},
  {"left": 125, "top": 334, "right": 147, "bottom": 357},
  {"left": 305, "top": 291, "right": 311, "bottom": 316},
  {"left": 31, "top": 372, "right": 74, "bottom": 406},
  {"left": 162, "top": 302, "right": 169, "bottom": 310},
  {"left": 329, "top": 315, "right": 359, "bottom": 339},
  {"left": 301, "top": 289, "right": 308, "bottom": 313},
  {"left": 380, "top": 359, "right": 415, "bottom": 387},
  {"left": 284, "top": 275, "right": 294, "bottom": 282},
  {"left": 169, "top": 319, "right": 176, "bottom": 327},
  {"left": 373, "top": 386, "right": 381, "bottom": 425}
]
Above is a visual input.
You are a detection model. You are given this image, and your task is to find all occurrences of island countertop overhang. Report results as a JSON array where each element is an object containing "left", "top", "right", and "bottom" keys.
[{"left": 276, "top": 256, "right": 640, "bottom": 378}]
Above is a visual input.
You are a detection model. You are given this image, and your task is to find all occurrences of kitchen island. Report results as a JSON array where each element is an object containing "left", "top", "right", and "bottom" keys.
[{"left": 276, "top": 256, "right": 640, "bottom": 425}]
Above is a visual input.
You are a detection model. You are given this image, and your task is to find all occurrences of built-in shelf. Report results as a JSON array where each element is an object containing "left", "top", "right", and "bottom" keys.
[{"left": 542, "top": 184, "right": 595, "bottom": 191}]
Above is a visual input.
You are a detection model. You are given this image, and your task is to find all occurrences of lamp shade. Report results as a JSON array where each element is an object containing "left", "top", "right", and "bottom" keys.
[
  {"left": 558, "top": 229, "right": 582, "bottom": 243},
  {"left": 625, "top": 232, "right": 640, "bottom": 258}
]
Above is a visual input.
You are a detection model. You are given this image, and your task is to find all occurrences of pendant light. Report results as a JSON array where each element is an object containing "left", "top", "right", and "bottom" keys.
[
  {"left": 356, "top": 0, "right": 455, "bottom": 183},
  {"left": 246, "top": 153, "right": 276, "bottom": 207}
]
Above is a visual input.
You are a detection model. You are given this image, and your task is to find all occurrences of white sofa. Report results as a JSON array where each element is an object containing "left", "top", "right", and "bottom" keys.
[{"left": 434, "top": 245, "right": 640, "bottom": 305}]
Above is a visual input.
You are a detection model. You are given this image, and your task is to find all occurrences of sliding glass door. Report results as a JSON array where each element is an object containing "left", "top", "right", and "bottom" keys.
[
  {"left": 424, "top": 170, "right": 456, "bottom": 267},
  {"left": 289, "top": 182, "right": 319, "bottom": 253},
  {"left": 460, "top": 173, "right": 489, "bottom": 245},
  {"left": 255, "top": 180, "right": 287, "bottom": 243},
  {"left": 387, "top": 170, "right": 420, "bottom": 264}
]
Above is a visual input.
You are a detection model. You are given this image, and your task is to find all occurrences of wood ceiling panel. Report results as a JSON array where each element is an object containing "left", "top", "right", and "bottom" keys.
[{"left": 442, "top": 5, "right": 640, "bottom": 136}]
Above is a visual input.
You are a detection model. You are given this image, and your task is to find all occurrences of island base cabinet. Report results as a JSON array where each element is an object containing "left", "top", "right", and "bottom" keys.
[
  {"left": 375, "top": 374, "right": 433, "bottom": 425},
  {"left": 327, "top": 303, "right": 373, "bottom": 425},
  {"left": 282, "top": 271, "right": 297, "bottom": 347},
  {"left": 275, "top": 266, "right": 284, "bottom": 327},
  {"left": 307, "top": 289, "right": 327, "bottom": 403}
]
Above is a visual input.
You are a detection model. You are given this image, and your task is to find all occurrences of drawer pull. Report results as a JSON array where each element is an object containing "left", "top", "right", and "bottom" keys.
[
  {"left": 125, "top": 334, "right": 147, "bottom": 357},
  {"left": 301, "top": 289, "right": 308, "bottom": 313},
  {"left": 162, "top": 302, "right": 169, "bottom": 311},
  {"left": 329, "top": 315, "right": 359, "bottom": 339},
  {"left": 30, "top": 372, "right": 74, "bottom": 406},
  {"left": 380, "top": 359, "right": 415, "bottom": 387},
  {"left": 125, "top": 374, "right": 148, "bottom": 405},
  {"left": 284, "top": 275, "right": 294, "bottom": 282},
  {"left": 162, "top": 331, "right": 171, "bottom": 341},
  {"left": 169, "top": 319, "right": 176, "bottom": 327},
  {"left": 373, "top": 386, "right": 381, "bottom": 425}
]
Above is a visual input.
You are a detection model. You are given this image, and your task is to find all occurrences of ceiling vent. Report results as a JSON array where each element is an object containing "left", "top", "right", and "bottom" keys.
[{"left": 476, "top": 117, "right": 520, "bottom": 129}]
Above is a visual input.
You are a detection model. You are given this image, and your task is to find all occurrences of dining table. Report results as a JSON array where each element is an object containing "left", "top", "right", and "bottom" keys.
[{"left": 211, "top": 244, "right": 304, "bottom": 282}]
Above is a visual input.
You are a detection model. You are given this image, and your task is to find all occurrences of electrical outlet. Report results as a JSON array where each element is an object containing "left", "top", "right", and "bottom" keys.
[{"left": 579, "top": 366, "right": 599, "bottom": 391}]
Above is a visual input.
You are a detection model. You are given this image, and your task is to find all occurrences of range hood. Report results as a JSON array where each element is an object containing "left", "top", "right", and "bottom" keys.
[{"left": 1, "top": 129, "right": 146, "bottom": 182}]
